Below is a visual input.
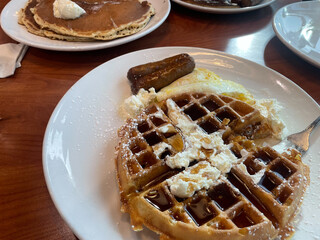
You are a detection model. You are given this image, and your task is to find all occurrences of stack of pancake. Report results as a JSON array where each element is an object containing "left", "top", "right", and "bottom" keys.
[{"left": 18, "top": 0, "right": 155, "bottom": 41}]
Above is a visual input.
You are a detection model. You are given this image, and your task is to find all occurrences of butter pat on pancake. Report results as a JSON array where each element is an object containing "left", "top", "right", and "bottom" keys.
[
  {"left": 53, "top": 0, "right": 86, "bottom": 19},
  {"left": 33, "top": 0, "right": 155, "bottom": 40}
]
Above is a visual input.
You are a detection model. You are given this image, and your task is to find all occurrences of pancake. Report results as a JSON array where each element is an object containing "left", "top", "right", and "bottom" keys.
[
  {"left": 19, "top": 0, "right": 93, "bottom": 41},
  {"left": 18, "top": 0, "right": 45, "bottom": 37},
  {"left": 32, "top": 0, "right": 155, "bottom": 41}
]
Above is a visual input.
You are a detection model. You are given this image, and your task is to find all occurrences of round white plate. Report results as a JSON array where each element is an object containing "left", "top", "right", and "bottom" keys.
[
  {"left": 273, "top": 1, "right": 320, "bottom": 68},
  {"left": 172, "top": 0, "right": 275, "bottom": 14},
  {"left": 0, "top": 0, "right": 170, "bottom": 51},
  {"left": 43, "top": 47, "right": 320, "bottom": 240}
]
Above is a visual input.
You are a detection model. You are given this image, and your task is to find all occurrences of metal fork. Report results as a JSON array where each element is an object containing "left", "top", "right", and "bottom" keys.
[{"left": 274, "top": 116, "right": 320, "bottom": 156}]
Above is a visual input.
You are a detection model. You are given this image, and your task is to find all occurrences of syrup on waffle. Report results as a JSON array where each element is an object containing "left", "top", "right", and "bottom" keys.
[{"left": 116, "top": 92, "right": 309, "bottom": 240}]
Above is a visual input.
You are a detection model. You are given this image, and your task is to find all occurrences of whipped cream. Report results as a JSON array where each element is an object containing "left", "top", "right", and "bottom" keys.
[
  {"left": 119, "top": 88, "right": 157, "bottom": 118},
  {"left": 152, "top": 142, "right": 172, "bottom": 158},
  {"left": 166, "top": 161, "right": 220, "bottom": 198},
  {"left": 208, "top": 150, "right": 237, "bottom": 174},
  {"left": 164, "top": 98, "right": 238, "bottom": 173},
  {"left": 53, "top": 0, "right": 86, "bottom": 20},
  {"left": 254, "top": 98, "right": 285, "bottom": 139}
]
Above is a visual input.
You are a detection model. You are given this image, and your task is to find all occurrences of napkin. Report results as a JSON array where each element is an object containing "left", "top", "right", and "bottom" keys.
[{"left": 0, "top": 43, "right": 28, "bottom": 78}]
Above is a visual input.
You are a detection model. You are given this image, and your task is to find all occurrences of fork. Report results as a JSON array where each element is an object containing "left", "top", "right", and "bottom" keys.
[{"left": 274, "top": 116, "right": 320, "bottom": 156}]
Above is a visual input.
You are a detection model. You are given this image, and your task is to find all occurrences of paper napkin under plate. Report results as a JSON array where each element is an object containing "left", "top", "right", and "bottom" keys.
[{"left": 0, "top": 43, "right": 28, "bottom": 78}]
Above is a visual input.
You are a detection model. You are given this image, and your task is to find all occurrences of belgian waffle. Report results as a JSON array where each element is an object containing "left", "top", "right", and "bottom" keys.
[{"left": 116, "top": 92, "right": 309, "bottom": 240}]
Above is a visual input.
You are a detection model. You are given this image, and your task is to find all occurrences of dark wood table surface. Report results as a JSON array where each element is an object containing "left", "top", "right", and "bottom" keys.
[{"left": 0, "top": 0, "right": 319, "bottom": 239}]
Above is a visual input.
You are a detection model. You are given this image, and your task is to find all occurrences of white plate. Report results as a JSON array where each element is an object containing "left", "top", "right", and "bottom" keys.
[
  {"left": 0, "top": 0, "right": 170, "bottom": 51},
  {"left": 172, "top": 0, "right": 275, "bottom": 14},
  {"left": 43, "top": 47, "right": 320, "bottom": 240},
  {"left": 273, "top": 1, "right": 320, "bottom": 68}
]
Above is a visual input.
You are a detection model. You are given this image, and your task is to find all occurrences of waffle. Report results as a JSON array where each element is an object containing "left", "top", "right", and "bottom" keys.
[{"left": 116, "top": 92, "right": 309, "bottom": 240}]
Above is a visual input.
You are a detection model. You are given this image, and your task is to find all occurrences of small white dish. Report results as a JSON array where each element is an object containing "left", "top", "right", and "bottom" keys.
[
  {"left": 273, "top": 1, "right": 320, "bottom": 68},
  {"left": 0, "top": 0, "right": 170, "bottom": 51},
  {"left": 43, "top": 47, "right": 320, "bottom": 240},
  {"left": 171, "top": 0, "right": 275, "bottom": 14}
]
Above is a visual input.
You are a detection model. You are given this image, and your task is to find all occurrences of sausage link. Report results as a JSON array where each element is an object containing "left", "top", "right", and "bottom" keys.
[{"left": 127, "top": 53, "right": 195, "bottom": 94}]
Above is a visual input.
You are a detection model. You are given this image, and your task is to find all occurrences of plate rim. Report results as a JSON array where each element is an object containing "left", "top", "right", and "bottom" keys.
[
  {"left": 272, "top": 1, "right": 320, "bottom": 68},
  {"left": 0, "top": 0, "right": 171, "bottom": 51},
  {"left": 42, "top": 46, "right": 320, "bottom": 240},
  {"left": 171, "top": 0, "right": 275, "bottom": 14}
]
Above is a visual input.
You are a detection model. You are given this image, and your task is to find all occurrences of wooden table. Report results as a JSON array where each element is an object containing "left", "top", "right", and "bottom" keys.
[{"left": 0, "top": 0, "right": 319, "bottom": 239}]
